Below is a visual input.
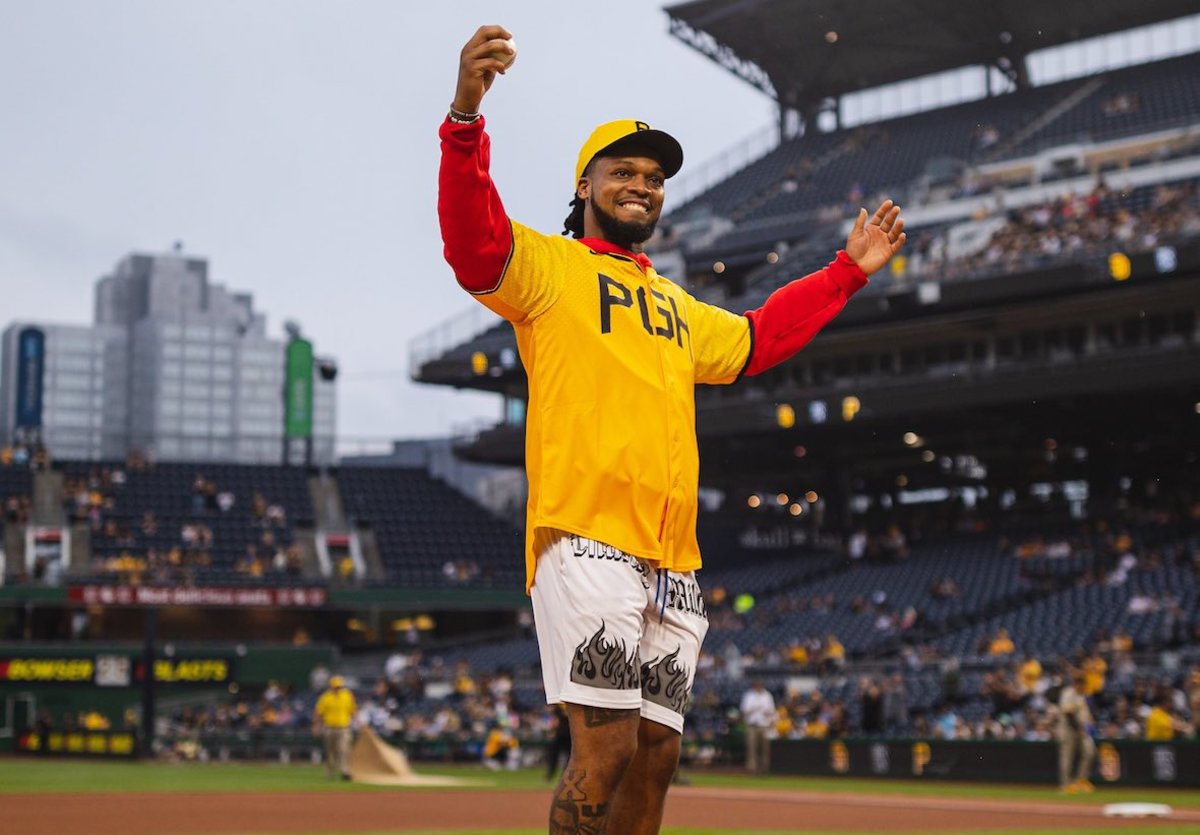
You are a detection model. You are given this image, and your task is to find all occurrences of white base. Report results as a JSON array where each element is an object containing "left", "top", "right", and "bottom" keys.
[{"left": 1102, "top": 802, "right": 1173, "bottom": 818}]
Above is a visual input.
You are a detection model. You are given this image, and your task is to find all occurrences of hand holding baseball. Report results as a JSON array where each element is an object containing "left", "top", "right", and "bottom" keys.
[{"left": 453, "top": 25, "right": 516, "bottom": 116}]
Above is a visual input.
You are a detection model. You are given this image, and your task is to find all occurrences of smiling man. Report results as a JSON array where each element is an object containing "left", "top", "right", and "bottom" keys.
[{"left": 438, "top": 25, "right": 905, "bottom": 835}]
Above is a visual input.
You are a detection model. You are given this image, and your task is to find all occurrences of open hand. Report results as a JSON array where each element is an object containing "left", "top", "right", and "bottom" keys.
[
  {"left": 845, "top": 200, "right": 906, "bottom": 276},
  {"left": 452, "top": 25, "right": 515, "bottom": 116}
]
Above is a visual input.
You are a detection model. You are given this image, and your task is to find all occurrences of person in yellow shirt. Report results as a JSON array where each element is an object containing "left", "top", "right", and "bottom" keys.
[
  {"left": 440, "top": 24, "right": 906, "bottom": 835},
  {"left": 821, "top": 635, "right": 846, "bottom": 674},
  {"left": 988, "top": 628, "right": 1015, "bottom": 657},
  {"left": 1145, "top": 694, "right": 1193, "bottom": 741},
  {"left": 312, "top": 675, "right": 356, "bottom": 780},
  {"left": 483, "top": 719, "right": 520, "bottom": 771},
  {"left": 1018, "top": 655, "right": 1043, "bottom": 694},
  {"left": 1145, "top": 701, "right": 1175, "bottom": 741},
  {"left": 1083, "top": 654, "right": 1107, "bottom": 698}
]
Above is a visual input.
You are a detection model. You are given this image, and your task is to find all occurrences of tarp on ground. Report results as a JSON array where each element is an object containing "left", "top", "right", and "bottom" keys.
[{"left": 347, "top": 727, "right": 480, "bottom": 787}]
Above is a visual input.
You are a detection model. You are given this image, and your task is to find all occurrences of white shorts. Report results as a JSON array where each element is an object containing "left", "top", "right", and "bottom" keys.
[{"left": 530, "top": 529, "right": 709, "bottom": 734}]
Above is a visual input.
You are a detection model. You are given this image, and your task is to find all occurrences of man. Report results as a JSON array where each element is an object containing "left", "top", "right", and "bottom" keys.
[
  {"left": 439, "top": 25, "right": 905, "bottom": 835},
  {"left": 739, "top": 680, "right": 776, "bottom": 774},
  {"left": 313, "top": 675, "right": 356, "bottom": 780},
  {"left": 1057, "top": 669, "right": 1095, "bottom": 793}
]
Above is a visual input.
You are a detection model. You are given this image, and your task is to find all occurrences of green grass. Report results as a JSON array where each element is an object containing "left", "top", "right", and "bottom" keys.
[
  {"left": 5, "top": 759, "right": 1200, "bottom": 834},
  {"left": 4, "top": 758, "right": 1200, "bottom": 809}
]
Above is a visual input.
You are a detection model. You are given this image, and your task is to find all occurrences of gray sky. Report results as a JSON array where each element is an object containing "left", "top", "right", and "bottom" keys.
[{"left": 0, "top": 1, "right": 773, "bottom": 448}]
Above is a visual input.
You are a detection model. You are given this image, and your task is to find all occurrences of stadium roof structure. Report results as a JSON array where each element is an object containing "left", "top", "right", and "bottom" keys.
[{"left": 664, "top": 0, "right": 1200, "bottom": 108}]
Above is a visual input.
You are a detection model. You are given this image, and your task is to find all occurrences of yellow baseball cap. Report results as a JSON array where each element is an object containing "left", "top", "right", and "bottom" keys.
[
  {"left": 329, "top": 675, "right": 345, "bottom": 688},
  {"left": 575, "top": 119, "right": 684, "bottom": 185}
]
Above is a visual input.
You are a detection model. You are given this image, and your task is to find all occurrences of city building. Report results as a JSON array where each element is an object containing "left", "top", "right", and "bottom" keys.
[{"left": 1, "top": 250, "right": 335, "bottom": 464}]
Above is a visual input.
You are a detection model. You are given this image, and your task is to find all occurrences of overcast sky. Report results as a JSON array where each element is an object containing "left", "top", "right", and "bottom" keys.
[{"left": 0, "top": 1, "right": 773, "bottom": 449}]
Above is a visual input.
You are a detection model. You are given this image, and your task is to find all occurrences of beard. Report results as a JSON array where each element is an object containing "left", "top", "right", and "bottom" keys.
[{"left": 590, "top": 194, "right": 657, "bottom": 250}]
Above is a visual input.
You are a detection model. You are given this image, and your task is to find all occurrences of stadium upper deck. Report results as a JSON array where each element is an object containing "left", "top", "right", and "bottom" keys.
[{"left": 412, "top": 4, "right": 1200, "bottom": 502}]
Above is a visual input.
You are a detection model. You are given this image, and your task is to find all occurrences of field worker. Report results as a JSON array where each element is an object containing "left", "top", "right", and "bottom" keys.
[
  {"left": 313, "top": 675, "right": 356, "bottom": 780},
  {"left": 439, "top": 25, "right": 905, "bottom": 835},
  {"left": 1057, "top": 669, "right": 1095, "bottom": 793}
]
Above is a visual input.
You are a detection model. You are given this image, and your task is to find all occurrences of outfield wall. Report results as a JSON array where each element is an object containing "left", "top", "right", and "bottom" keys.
[
  {"left": 771, "top": 737, "right": 1200, "bottom": 787},
  {"left": 0, "top": 642, "right": 335, "bottom": 753}
]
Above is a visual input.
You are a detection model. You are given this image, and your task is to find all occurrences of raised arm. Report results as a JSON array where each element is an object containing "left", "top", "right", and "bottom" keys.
[
  {"left": 438, "top": 25, "right": 517, "bottom": 293},
  {"left": 740, "top": 200, "right": 905, "bottom": 376}
]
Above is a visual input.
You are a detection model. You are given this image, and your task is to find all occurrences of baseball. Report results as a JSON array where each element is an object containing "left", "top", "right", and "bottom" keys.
[{"left": 494, "top": 37, "right": 517, "bottom": 67}]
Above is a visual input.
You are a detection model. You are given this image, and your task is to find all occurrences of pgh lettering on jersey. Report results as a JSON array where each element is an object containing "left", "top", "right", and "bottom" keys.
[{"left": 598, "top": 274, "right": 691, "bottom": 348}]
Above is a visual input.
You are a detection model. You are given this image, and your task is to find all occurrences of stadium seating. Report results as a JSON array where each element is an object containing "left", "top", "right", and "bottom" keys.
[
  {"left": 674, "top": 55, "right": 1200, "bottom": 300},
  {"left": 60, "top": 461, "right": 313, "bottom": 584},
  {"left": 338, "top": 467, "right": 524, "bottom": 588},
  {"left": 1011, "top": 54, "right": 1200, "bottom": 156}
]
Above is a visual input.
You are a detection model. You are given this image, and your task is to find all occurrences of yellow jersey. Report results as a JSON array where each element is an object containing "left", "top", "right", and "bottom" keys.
[
  {"left": 474, "top": 222, "right": 751, "bottom": 589},
  {"left": 1145, "top": 706, "right": 1174, "bottom": 741},
  {"left": 314, "top": 688, "right": 356, "bottom": 729}
]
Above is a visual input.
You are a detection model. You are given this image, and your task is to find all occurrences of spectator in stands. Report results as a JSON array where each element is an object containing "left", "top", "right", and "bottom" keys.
[
  {"left": 250, "top": 492, "right": 268, "bottom": 523},
  {"left": 883, "top": 672, "right": 909, "bottom": 731},
  {"left": 1158, "top": 594, "right": 1188, "bottom": 648},
  {"left": 859, "top": 678, "right": 884, "bottom": 735},
  {"left": 974, "top": 123, "right": 1000, "bottom": 152},
  {"left": 1082, "top": 652, "right": 1107, "bottom": 704},
  {"left": 313, "top": 675, "right": 356, "bottom": 781},
  {"left": 1017, "top": 654, "right": 1044, "bottom": 697},
  {"left": 820, "top": 634, "right": 846, "bottom": 674},
  {"left": 453, "top": 659, "right": 478, "bottom": 698},
  {"left": 930, "top": 576, "right": 961, "bottom": 600},
  {"left": 1144, "top": 693, "right": 1192, "bottom": 740},
  {"left": 941, "top": 656, "right": 963, "bottom": 705},
  {"left": 881, "top": 525, "right": 909, "bottom": 560},
  {"left": 786, "top": 638, "right": 809, "bottom": 668},
  {"left": 1187, "top": 665, "right": 1200, "bottom": 728},
  {"left": 235, "top": 546, "right": 264, "bottom": 578},
  {"left": 987, "top": 627, "right": 1016, "bottom": 657},
  {"left": 740, "top": 680, "right": 775, "bottom": 774},
  {"left": 1102, "top": 92, "right": 1139, "bottom": 117},
  {"left": 847, "top": 529, "right": 867, "bottom": 562}
]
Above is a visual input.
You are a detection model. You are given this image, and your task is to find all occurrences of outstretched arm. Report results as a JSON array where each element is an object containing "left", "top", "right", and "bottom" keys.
[
  {"left": 438, "top": 26, "right": 517, "bottom": 293},
  {"left": 740, "top": 200, "right": 905, "bottom": 377}
]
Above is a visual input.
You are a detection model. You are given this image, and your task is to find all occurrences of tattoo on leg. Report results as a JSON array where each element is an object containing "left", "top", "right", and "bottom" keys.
[
  {"left": 550, "top": 768, "right": 610, "bottom": 834},
  {"left": 581, "top": 705, "right": 638, "bottom": 727}
]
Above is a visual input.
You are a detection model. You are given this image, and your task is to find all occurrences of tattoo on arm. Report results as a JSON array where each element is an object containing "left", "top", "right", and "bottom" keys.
[{"left": 581, "top": 705, "right": 639, "bottom": 728}]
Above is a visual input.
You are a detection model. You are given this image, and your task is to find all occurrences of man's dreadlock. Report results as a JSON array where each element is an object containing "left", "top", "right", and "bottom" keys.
[{"left": 562, "top": 195, "right": 585, "bottom": 239}]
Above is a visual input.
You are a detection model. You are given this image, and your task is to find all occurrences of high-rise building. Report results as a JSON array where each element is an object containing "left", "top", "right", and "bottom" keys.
[{"left": 1, "top": 250, "right": 336, "bottom": 464}]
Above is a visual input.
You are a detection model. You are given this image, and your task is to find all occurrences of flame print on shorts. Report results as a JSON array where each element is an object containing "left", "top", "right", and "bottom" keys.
[
  {"left": 641, "top": 647, "right": 690, "bottom": 715},
  {"left": 571, "top": 622, "right": 640, "bottom": 690}
]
